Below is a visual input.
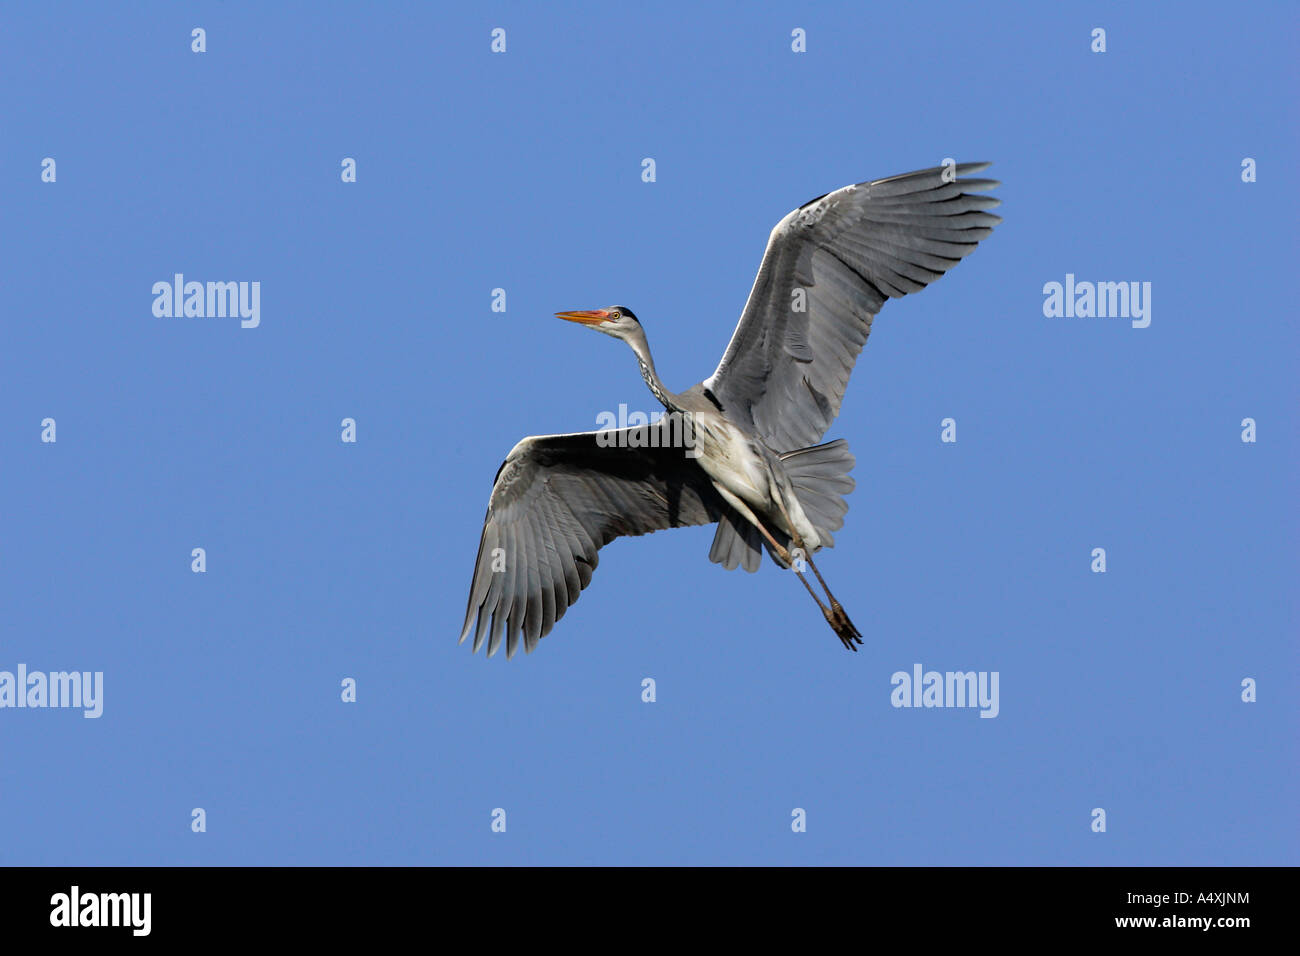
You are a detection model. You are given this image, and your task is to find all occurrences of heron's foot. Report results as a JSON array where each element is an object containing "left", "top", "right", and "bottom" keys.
[{"left": 826, "top": 600, "right": 863, "bottom": 651}]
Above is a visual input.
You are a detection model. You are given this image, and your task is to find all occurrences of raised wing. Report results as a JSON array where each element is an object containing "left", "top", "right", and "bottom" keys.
[
  {"left": 704, "top": 162, "right": 1001, "bottom": 452},
  {"left": 460, "top": 423, "right": 723, "bottom": 659}
]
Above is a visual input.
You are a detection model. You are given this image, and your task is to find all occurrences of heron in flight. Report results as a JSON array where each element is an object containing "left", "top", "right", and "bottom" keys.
[{"left": 461, "top": 163, "right": 1000, "bottom": 658}]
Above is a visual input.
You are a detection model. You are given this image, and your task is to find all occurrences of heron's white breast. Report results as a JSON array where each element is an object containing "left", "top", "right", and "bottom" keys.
[{"left": 690, "top": 414, "right": 770, "bottom": 505}]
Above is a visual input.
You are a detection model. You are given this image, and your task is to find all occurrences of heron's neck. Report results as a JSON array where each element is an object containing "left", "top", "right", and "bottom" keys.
[{"left": 628, "top": 336, "right": 680, "bottom": 413}]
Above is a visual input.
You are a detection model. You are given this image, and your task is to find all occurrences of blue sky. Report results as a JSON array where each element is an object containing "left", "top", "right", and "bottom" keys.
[{"left": 1, "top": 1, "right": 1295, "bottom": 865}]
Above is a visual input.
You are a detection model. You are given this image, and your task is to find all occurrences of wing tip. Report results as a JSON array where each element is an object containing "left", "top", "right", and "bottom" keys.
[{"left": 865, "top": 160, "right": 993, "bottom": 188}]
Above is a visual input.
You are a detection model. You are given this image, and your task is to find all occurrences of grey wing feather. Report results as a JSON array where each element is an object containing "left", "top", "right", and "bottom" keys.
[
  {"left": 704, "top": 162, "right": 1001, "bottom": 452},
  {"left": 460, "top": 423, "right": 724, "bottom": 658}
]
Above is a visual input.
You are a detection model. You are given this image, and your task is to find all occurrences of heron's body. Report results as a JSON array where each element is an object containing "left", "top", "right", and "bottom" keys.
[
  {"left": 460, "top": 163, "right": 1002, "bottom": 658},
  {"left": 688, "top": 408, "right": 824, "bottom": 552}
]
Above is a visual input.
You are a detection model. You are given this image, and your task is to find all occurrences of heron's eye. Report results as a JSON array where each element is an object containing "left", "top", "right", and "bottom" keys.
[{"left": 611, "top": 311, "right": 621, "bottom": 319}]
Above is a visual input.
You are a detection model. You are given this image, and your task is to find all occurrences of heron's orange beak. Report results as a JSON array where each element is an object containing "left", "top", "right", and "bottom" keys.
[{"left": 555, "top": 309, "right": 612, "bottom": 326}]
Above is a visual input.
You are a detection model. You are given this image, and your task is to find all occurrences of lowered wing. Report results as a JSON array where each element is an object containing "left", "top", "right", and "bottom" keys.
[{"left": 460, "top": 423, "right": 723, "bottom": 659}]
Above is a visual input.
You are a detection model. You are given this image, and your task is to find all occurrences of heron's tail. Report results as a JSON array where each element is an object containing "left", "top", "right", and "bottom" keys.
[
  {"left": 708, "top": 507, "right": 763, "bottom": 572},
  {"left": 706, "top": 438, "right": 854, "bottom": 572},
  {"left": 778, "top": 438, "right": 855, "bottom": 548}
]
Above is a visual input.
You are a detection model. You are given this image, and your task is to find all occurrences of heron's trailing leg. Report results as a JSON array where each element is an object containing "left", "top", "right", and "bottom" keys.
[
  {"left": 769, "top": 497, "right": 864, "bottom": 651},
  {"left": 750, "top": 521, "right": 828, "bottom": 608},
  {"left": 801, "top": 552, "right": 863, "bottom": 648},
  {"left": 751, "top": 517, "right": 862, "bottom": 651}
]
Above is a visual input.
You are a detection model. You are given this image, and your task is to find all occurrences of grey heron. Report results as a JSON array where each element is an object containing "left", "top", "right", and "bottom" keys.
[{"left": 460, "top": 162, "right": 1001, "bottom": 658}]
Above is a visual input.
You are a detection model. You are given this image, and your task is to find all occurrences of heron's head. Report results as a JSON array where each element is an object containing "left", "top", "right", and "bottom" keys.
[{"left": 554, "top": 306, "right": 642, "bottom": 342}]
